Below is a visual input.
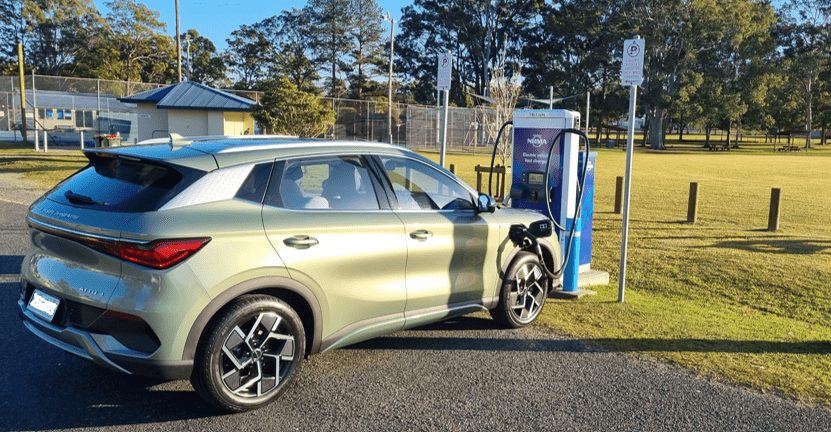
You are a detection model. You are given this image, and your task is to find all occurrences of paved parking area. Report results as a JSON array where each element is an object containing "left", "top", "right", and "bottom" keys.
[{"left": 2, "top": 197, "right": 829, "bottom": 432}]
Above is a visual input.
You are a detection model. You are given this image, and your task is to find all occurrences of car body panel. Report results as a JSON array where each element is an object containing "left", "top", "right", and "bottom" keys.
[
  {"left": 397, "top": 210, "right": 497, "bottom": 314},
  {"left": 263, "top": 206, "right": 408, "bottom": 340}
]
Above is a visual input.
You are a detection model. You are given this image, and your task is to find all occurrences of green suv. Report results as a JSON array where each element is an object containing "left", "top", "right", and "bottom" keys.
[{"left": 19, "top": 137, "right": 560, "bottom": 411}]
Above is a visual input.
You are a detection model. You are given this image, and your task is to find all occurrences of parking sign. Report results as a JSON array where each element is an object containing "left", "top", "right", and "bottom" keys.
[
  {"left": 621, "top": 39, "right": 645, "bottom": 86},
  {"left": 437, "top": 52, "right": 452, "bottom": 91}
]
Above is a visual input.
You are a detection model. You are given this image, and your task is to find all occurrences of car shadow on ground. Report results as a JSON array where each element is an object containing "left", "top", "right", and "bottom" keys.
[
  {"left": 1, "top": 280, "right": 228, "bottom": 431},
  {"left": 345, "top": 315, "right": 591, "bottom": 353},
  {"left": 0, "top": 255, "right": 24, "bottom": 275}
]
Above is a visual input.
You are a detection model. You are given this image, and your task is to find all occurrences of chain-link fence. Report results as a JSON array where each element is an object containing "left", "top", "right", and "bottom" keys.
[
  {"left": 1, "top": 75, "right": 164, "bottom": 146},
  {"left": 323, "top": 97, "right": 496, "bottom": 153},
  {"left": 1, "top": 75, "right": 498, "bottom": 153}
]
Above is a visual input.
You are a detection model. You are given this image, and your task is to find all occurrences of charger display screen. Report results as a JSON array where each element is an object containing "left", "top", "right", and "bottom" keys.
[{"left": 524, "top": 171, "right": 545, "bottom": 186}]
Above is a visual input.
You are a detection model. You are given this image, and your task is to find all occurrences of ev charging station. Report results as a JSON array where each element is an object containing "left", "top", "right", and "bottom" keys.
[{"left": 510, "top": 109, "right": 605, "bottom": 296}]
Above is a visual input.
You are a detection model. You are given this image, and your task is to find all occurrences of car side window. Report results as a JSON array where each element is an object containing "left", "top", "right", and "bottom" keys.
[
  {"left": 264, "top": 155, "right": 380, "bottom": 210},
  {"left": 235, "top": 162, "right": 274, "bottom": 204},
  {"left": 379, "top": 156, "right": 475, "bottom": 211}
]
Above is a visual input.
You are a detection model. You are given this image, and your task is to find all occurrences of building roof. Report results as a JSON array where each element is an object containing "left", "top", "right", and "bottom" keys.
[
  {"left": 14, "top": 90, "right": 133, "bottom": 112},
  {"left": 119, "top": 81, "right": 255, "bottom": 112}
]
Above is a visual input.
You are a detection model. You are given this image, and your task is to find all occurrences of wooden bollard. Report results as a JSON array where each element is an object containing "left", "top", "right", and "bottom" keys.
[
  {"left": 768, "top": 188, "right": 781, "bottom": 231},
  {"left": 449, "top": 164, "right": 455, "bottom": 174},
  {"left": 614, "top": 176, "right": 624, "bottom": 214},
  {"left": 687, "top": 182, "right": 699, "bottom": 223}
]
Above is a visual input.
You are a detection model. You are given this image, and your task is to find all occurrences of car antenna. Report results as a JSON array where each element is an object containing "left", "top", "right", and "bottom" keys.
[{"left": 169, "top": 133, "right": 191, "bottom": 149}]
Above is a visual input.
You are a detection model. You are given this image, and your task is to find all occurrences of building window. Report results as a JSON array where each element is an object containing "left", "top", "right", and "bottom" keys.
[{"left": 57, "top": 110, "right": 64, "bottom": 120}]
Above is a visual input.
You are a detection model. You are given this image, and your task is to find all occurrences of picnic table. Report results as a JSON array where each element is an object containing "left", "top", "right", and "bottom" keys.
[
  {"left": 708, "top": 142, "right": 731, "bottom": 151},
  {"left": 778, "top": 145, "right": 803, "bottom": 152}
]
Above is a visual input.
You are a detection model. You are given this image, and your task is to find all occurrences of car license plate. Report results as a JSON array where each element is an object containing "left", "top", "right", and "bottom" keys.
[{"left": 27, "top": 289, "right": 60, "bottom": 322}]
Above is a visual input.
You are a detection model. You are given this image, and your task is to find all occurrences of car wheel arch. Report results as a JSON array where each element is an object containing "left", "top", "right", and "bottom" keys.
[
  {"left": 182, "top": 276, "right": 323, "bottom": 361},
  {"left": 497, "top": 239, "right": 560, "bottom": 295}
]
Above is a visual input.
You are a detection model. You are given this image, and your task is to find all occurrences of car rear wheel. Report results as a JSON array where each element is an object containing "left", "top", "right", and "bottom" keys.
[
  {"left": 191, "top": 294, "right": 305, "bottom": 412},
  {"left": 491, "top": 251, "right": 548, "bottom": 328}
]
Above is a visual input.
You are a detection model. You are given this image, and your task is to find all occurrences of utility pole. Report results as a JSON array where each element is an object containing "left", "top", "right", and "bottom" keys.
[
  {"left": 176, "top": 0, "right": 182, "bottom": 82},
  {"left": 17, "top": 43, "right": 27, "bottom": 145}
]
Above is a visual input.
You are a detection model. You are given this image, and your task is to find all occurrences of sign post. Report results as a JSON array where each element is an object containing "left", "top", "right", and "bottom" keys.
[
  {"left": 618, "top": 36, "right": 644, "bottom": 304},
  {"left": 437, "top": 51, "right": 452, "bottom": 167}
]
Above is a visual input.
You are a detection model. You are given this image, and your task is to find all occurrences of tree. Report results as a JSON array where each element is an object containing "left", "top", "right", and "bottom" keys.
[
  {"left": 346, "top": 0, "right": 385, "bottom": 99},
  {"left": 680, "top": 0, "right": 776, "bottom": 148},
  {"left": 308, "top": 0, "right": 357, "bottom": 97},
  {"left": 480, "top": 51, "right": 521, "bottom": 165},
  {"left": 0, "top": 0, "right": 105, "bottom": 76},
  {"left": 619, "top": 0, "right": 777, "bottom": 149},
  {"left": 251, "top": 76, "right": 336, "bottom": 137},
  {"left": 225, "top": 24, "right": 270, "bottom": 89},
  {"left": 396, "top": 0, "right": 542, "bottom": 105},
  {"left": 180, "top": 29, "right": 228, "bottom": 88},
  {"left": 777, "top": 0, "right": 831, "bottom": 148},
  {"left": 82, "top": 0, "right": 175, "bottom": 87},
  {"left": 522, "top": 0, "right": 626, "bottom": 141},
  {"left": 0, "top": 0, "right": 25, "bottom": 63},
  {"left": 254, "top": 9, "right": 320, "bottom": 91}
]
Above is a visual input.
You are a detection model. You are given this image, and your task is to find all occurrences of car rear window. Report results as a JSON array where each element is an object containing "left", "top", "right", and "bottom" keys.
[{"left": 47, "top": 153, "right": 206, "bottom": 212}]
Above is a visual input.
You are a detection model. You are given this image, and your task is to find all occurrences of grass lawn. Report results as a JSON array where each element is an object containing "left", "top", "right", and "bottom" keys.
[
  {"left": 0, "top": 142, "right": 88, "bottom": 186},
  {"left": 3, "top": 137, "right": 829, "bottom": 404},
  {"left": 423, "top": 137, "right": 831, "bottom": 405}
]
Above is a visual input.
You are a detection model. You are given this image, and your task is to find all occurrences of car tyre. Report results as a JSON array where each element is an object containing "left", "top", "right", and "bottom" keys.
[
  {"left": 491, "top": 251, "right": 548, "bottom": 328},
  {"left": 191, "top": 294, "right": 305, "bottom": 412}
]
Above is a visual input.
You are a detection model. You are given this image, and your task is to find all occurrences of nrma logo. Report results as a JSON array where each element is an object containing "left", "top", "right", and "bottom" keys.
[{"left": 528, "top": 134, "right": 547, "bottom": 148}]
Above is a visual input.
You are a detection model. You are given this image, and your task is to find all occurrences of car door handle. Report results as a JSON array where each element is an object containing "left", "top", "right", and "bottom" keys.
[
  {"left": 409, "top": 230, "right": 433, "bottom": 241},
  {"left": 283, "top": 235, "right": 319, "bottom": 249}
]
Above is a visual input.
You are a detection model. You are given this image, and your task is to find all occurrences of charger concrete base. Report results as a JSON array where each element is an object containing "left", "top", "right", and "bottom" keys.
[{"left": 549, "top": 269, "right": 609, "bottom": 299}]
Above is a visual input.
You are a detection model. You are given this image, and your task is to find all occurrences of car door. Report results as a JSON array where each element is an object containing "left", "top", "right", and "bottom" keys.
[
  {"left": 262, "top": 155, "right": 408, "bottom": 349},
  {"left": 375, "top": 155, "right": 501, "bottom": 323}
]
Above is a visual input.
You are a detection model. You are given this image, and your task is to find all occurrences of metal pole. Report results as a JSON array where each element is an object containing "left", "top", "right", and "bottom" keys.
[
  {"left": 585, "top": 91, "right": 591, "bottom": 136},
  {"left": 618, "top": 84, "right": 637, "bottom": 303},
  {"left": 33, "top": 70, "right": 39, "bottom": 151},
  {"left": 17, "top": 43, "right": 28, "bottom": 144},
  {"left": 440, "top": 90, "right": 449, "bottom": 167},
  {"left": 549, "top": 86, "right": 553, "bottom": 109},
  {"left": 384, "top": 12, "right": 396, "bottom": 144}
]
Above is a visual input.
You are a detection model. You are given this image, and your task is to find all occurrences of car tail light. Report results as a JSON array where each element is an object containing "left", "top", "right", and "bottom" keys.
[
  {"left": 87, "top": 237, "right": 212, "bottom": 269},
  {"left": 28, "top": 218, "right": 211, "bottom": 269}
]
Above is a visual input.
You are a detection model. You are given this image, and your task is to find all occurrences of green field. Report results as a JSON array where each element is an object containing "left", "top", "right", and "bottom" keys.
[
  {"left": 3, "top": 138, "right": 830, "bottom": 404},
  {"left": 424, "top": 139, "right": 831, "bottom": 405}
]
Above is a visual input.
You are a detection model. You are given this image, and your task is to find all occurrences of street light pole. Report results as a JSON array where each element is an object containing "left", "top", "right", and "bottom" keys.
[
  {"left": 184, "top": 34, "right": 192, "bottom": 81},
  {"left": 383, "top": 11, "right": 396, "bottom": 144}
]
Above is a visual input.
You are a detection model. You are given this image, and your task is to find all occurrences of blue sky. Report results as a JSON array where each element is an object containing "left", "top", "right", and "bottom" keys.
[{"left": 95, "top": 0, "right": 411, "bottom": 51}]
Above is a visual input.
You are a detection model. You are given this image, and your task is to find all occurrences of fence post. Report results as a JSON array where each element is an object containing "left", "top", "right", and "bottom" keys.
[
  {"left": 43, "top": 130, "right": 48, "bottom": 152},
  {"left": 80, "top": 131, "right": 84, "bottom": 149},
  {"left": 768, "top": 188, "right": 781, "bottom": 231},
  {"left": 687, "top": 182, "right": 699, "bottom": 223},
  {"left": 449, "top": 164, "right": 455, "bottom": 174},
  {"left": 614, "top": 176, "right": 624, "bottom": 214}
]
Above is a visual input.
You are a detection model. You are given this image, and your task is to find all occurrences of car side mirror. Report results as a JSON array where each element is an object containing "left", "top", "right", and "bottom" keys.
[
  {"left": 528, "top": 219, "right": 553, "bottom": 238},
  {"left": 477, "top": 194, "right": 497, "bottom": 213}
]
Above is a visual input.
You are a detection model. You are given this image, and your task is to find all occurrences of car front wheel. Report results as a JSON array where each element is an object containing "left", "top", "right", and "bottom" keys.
[
  {"left": 491, "top": 251, "right": 549, "bottom": 328},
  {"left": 191, "top": 294, "right": 305, "bottom": 412}
]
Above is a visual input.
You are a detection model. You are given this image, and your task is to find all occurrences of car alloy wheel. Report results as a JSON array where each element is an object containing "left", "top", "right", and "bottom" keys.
[
  {"left": 491, "top": 251, "right": 548, "bottom": 328},
  {"left": 192, "top": 295, "right": 305, "bottom": 412}
]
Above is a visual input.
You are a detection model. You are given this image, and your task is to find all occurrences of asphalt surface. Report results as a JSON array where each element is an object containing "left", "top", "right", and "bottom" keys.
[{"left": 1, "top": 195, "right": 830, "bottom": 432}]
